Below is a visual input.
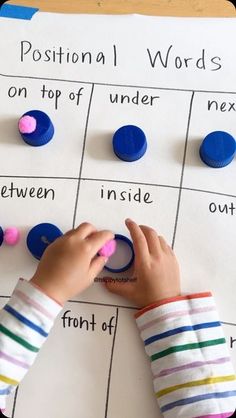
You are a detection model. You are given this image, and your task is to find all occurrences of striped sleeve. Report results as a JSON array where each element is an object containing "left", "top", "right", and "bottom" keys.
[
  {"left": 135, "top": 292, "right": 236, "bottom": 418},
  {"left": 0, "top": 278, "right": 62, "bottom": 411}
]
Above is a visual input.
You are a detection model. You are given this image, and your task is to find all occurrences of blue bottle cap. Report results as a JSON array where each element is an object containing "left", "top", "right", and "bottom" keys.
[
  {"left": 27, "top": 223, "right": 63, "bottom": 260},
  {"left": 199, "top": 131, "right": 236, "bottom": 168},
  {"left": 0, "top": 227, "right": 3, "bottom": 247},
  {"left": 19, "top": 110, "right": 54, "bottom": 147},
  {"left": 113, "top": 125, "right": 147, "bottom": 162},
  {"left": 104, "top": 234, "right": 134, "bottom": 273}
]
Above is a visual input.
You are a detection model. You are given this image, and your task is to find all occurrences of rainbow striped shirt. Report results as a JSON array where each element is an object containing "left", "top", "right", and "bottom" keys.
[
  {"left": 0, "top": 278, "right": 62, "bottom": 411},
  {"left": 135, "top": 292, "right": 236, "bottom": 417},
  {"left": 1, "top": 282, "right": 236, "bottom": 417}
]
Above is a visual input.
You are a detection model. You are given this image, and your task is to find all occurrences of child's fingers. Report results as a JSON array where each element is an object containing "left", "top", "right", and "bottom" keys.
[
  {"left": 168, "top": 245, "right": 175, "bottom": 255},
  {"left": 104, "top": 278, "right": 135, "bottom": 300},
  {"left": 64, "top": 228, "right": 75, "bottom": 237},
  {"left": 88, "top": 230, "right": 114, "bottom": 256},
  {"left": 159, "top": 236, "right": 170, "bottom": 252},
  {"left": 139, "top": 225, "right": 162, "bottom": 255},
  {"left": 125, "top": 219, "right": 149, "bottom": 259},
  {"left": 74, "top": 222, "right": 97, "bottom": 239},
  {"left": 89, "top": 255, "right": 108, "bottom": 279}
]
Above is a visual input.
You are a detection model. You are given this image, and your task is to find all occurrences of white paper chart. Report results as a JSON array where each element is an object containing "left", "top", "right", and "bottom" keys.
[{"left": 0, "top": 11, "right": 236, "bottom": 418}]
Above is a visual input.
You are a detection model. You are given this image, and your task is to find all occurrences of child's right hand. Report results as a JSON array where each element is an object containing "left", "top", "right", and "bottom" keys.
[
  {"left": 105, "top": 219, "right": 181, "bottom": 308},
  {"left": 30, "top": 222, "right": 114, "bottom": 305}
]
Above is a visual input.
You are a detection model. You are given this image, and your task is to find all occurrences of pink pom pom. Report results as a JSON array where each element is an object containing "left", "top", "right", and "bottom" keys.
[
  {"left": 99, "top": 239, "right": 116, "bottom": 258},
  {"left": 19, "top": 115, "right": 37, "bottom": 134},
  {"left": 4, "top": 227, "right": 20, "bottom": 246}
]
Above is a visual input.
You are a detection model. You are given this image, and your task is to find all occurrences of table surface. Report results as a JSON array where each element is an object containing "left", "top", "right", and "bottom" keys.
[{"left": 8, "top": 0, "right": 236, "bottom": 16}]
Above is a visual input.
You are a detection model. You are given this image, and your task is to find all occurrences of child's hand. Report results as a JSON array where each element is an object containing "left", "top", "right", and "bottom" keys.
[
  {"left": 30, "top": 222, "right": 114, "bottom": 305},
  {"left": 105, "top": 219, "right": 181, "bottom": 308}
]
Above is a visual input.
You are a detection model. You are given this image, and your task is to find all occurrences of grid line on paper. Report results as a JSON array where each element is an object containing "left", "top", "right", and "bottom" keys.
[
  {"left": 11, "top": 385, "right": 18, "bottom": 418},
  {"left": 1, "top": 72, "right": 236, "bottom": 96},
  {"left": 172, "top": 91, "right": 195, "bottom": 249},
  {"left": 0, "top": 294, "right": 138, "bottom": 310},
  {"left": 1, "top": 175, "right": 236, "bottom": 201},
  {"left": 104, "top": 307, "right": 119, "bottom": 418},
  {"left": 72, "top": 83, "right": 94, "bottom": 228},
  {"left": 1, "top": 292, "right": 235, "bottom": 326}
]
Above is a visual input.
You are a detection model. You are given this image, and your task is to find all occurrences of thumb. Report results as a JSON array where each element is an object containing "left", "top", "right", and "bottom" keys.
[{"left": 89, "top": 255, "right": 108, "bottom": 279}]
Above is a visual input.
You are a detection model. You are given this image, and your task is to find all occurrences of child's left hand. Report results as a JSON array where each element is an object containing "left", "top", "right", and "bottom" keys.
[{"left": 30, "top": 222, "right": 114, "bottom": 305}]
